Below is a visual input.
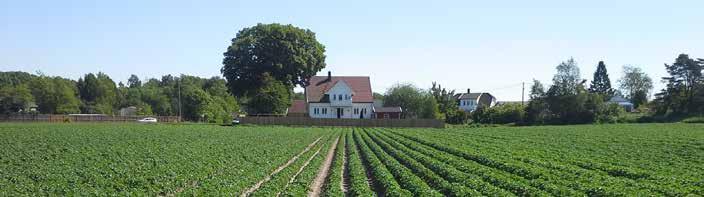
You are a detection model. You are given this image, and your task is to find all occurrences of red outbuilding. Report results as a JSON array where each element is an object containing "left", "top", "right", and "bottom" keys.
[{"left": 374, "top": 107, "right": 402, "bottom": 119}]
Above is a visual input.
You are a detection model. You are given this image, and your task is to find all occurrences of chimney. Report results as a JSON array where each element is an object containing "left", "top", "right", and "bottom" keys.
[
  {"left": 327, "top": 71, "right": 332, "bottom": 81},
  {"left": 467, "top": 88, "right": 471, "bottom": 94}
]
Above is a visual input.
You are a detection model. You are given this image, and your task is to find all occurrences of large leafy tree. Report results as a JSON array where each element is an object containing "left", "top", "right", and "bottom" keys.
[
  {"left": 551, "top": 58, "right": 582, "bottom": 96},
  {"left": 0, "top": 72, "right": 35, "bottom": 114},
  {"left": 430, "top": 82, "right": 458, "bottom": 121},
  {"left": 77, "top": 72, "right": 118, "bottom": 114},
  {"left": 384, "top": 83, "right": 440, "bottom": 119},
  {"left": 618, "top": 65, "right": 653, "bottom": 108},
  {"left": 127, "top": 74, "right": 141, "bottom": 88},
  {"left": 656, "top": 54, "right": 704, "bottom": 114},
  {"left": 0, "top": 84, "right": 33, "bottom": 114},
  {"left": 221, "top": 23, "right": 327, "bottom": 98},
  {"left": 526, "top": 79, "right": 550, "bottom": 124},
  {"left": 588, "top": 61, "right": 614, "bottom": 97},
  {"left": 246, "top": 73, "right": 291, "bottom": 115},
  {"left": 544, "top": 58, "right": 610, "bottom": 124},
  {"left": 29, "top": 76, "right": 80, "bottom": 114}
]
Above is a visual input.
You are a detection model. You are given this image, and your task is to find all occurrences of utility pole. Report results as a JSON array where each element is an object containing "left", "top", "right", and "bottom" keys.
[
  {"left": 178, "top": 76, "right": 182, "bottom": 122},
  {"left": 521, "top": 82, "right": 525, "bottom": 105}
]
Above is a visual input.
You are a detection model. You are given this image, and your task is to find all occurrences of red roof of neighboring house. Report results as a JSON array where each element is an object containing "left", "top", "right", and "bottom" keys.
[
  {"left": 306, "top": 76, "right": 373, "bottom": 103},
  {"left": 288, "top": 100, "right": 307, "bottom": 114}
]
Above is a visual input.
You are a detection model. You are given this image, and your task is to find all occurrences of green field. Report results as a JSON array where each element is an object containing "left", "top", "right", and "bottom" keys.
[{"left": 0, "top": 123, "right": 702, "bottom": 196}]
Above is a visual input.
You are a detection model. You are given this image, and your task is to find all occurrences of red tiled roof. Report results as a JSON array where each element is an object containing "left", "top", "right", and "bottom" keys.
[
  {"left": 288, "top": 100, "right": 307, "bottom": 114},
  {"left": 306, "top": 76, "right": 373, "bottom": 103}
]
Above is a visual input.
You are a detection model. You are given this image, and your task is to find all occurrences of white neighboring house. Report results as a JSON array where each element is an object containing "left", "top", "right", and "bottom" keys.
[
  {"left": 608, "top": 95, "right": 634, "bottom": 112},
  {"left": 306, "top": 72, "right": 374, "bottom": 119},
  {"left": 455, "top": 89, "right": 497, "bottom": 112}
]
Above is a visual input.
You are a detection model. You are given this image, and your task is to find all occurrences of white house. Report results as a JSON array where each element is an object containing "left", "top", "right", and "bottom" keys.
[
  {"left": 305, "top": 72, "right": 374, "bottom": 119},
  {"left": 455, "top": 89, "right": 497, "bottom": 112},
  {"left": 608, "top": 95, "right": 634, "bottom": 112}
]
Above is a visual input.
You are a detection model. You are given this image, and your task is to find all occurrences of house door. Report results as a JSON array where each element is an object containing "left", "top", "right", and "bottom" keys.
[{"left": 336, "top": 108, "right": 342, "bottom": 118}]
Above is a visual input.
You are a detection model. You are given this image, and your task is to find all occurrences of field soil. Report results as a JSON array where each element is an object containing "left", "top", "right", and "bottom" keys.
[{"left": 309, "top": 136, "right": 340, "bottom": 197}]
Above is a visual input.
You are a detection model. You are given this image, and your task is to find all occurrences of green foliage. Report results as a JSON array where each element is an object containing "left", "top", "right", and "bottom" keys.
[
  {"left": 681, "top": 116, "right": 704, "bottom": 123},
  {"left": 77, "top": 72, "right": 118, "bottom": 114},
  {"left": 430, "top": 82, "right": 459, "bottom": 122},
  {"left": 526, "top": 80, "right": 550, "bottom": 124},
  {"left": 292, "top": 92, "right": 305, "bottom": 100},
  {"left": 246, "top": 73, "right": 292, "bottom": 115},
  {"left": 29, "top": 76, "right": 80, "bottom": 114},
  {"left": 390, "top": 124, "right": 704, "bottom": 195},
  {"left": 383, "top": 83, "right": 440, "bottom": 119},
  {"left": 221, "top": 23, "right": 326, "bottom": 97},
  {"left": 127, "top": 74, "right": 141, "bottom": 88},
  {"left": 323, "top": 133, "right": 345, "bottom": 197},
  {"left": 0, "top": 84, "right": 34, "bottom": 114},
  {"left": 1, "top": 72, "right": 239, "bottom": 122},
  {"left": 445, "top": 109, "right": 469, "bottom": 124},
  {"left": 3, "top": 124, "right": 703, "bottom": 195},
  {"left": 525, "top": 59, "right": 623, "bottom": 125},
  {"left": 280, "top": 134, "right": 338, "bottom": 196},
  {"left": 588, "top": 61, "right": 615, "bottom": 97},
  {"left": 655, "top": 54, "right": 704, "bottom": 115},
  {"left": 0, "top": 124, "right": 328, "bottom": 195},
  {"left": 472, "top": 103, "right": 526, "bottom": 124},
  {"left": 353, "top": 130, "right": 413, "bottom": 196},
  {"left": 373, "top": 92, "right": 385, "bottom": 101},
  {"left": 551, "top": 58, "right": 582, "bottom": 96},
  {"left": 618, "top": 65, "right": 653, "bottom": 108}
]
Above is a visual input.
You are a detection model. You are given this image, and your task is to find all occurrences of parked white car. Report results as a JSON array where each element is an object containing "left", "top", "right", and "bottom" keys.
[
  {"left": 138, "top": 117, "right": 158, "bottom": 123},
  {"left": 232, "top": 118, "right": 240, "bottom": 126}
]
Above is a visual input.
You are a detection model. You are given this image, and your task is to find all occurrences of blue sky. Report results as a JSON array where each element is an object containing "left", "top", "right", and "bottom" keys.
[{"left": 2, "top": 0, "right": 703, "bottom": 101}]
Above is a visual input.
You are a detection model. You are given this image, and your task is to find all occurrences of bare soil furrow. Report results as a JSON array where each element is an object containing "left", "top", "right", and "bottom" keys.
[
  {"left": 308, "top": 136, "right": 340, "bottom": 197},
  {"left": 240, "top": 137, "right": 322, "bottom": 197}
]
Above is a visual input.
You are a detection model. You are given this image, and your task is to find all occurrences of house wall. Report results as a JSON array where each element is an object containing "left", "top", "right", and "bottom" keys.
[
  {"left": 308, "top": 102, "right": 373, "bottom": 119},
  {"left": 375, "top": 112, "right": 401, "bottom": 119},
  {"left": 459, "top": 98, "right": 477, "bottom": 112},
  {"left": 327, "top": 81, "right": 353, "bottom": 107}
]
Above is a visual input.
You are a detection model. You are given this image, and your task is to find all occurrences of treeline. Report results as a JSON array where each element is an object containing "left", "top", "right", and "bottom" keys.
[
  {"left": 363, "top": 57, "right": 659, "bottom": 125},
  {"left": 427, "top": 58, "right": 655, "bottom": 125},
  {"left": 653, "top": 54, "right": 704, "bottom": 116},
  {"left": 450, "top": 53, "right": 703, "bottom": 125},
  {"left": 0, "top": 72, "right": 238, "bottom": 123}
]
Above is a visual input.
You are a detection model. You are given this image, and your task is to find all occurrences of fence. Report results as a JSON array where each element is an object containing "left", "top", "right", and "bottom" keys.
[
  {"left": 239, "top": 116, "right": 445, "bottom": 128},
  {"left": 0, "top": 114, "right": 180, "bottom": 123}
]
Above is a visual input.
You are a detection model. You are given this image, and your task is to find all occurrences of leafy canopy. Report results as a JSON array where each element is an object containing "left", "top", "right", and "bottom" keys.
[
  {"left": 618, "top": 65, "right": 653, "bottom": 108},
  {"left": 221, "top": 23, "right": 326, "bottom": 97}
]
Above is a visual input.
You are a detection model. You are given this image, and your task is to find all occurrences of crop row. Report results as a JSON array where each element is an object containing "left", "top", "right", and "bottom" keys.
[
  {"left": 357, "top": 130, "right": 444, "bottom": 196},
  {"left": 352, "top": 129, "right": 412, "bottom": 196},
  {"left": 343, "top": 130, "right": 375, "bottom": 196},
  {"left": 322, "top": 130, "right": 345, "bottom": 197},
  {"left": 248, "top": 133, "right": 333, "bottom": 196},
  {"left": 0, "top": 124, "right": 329, "bottom": 195},
  {"left": 365, "top": 130, "right": 488, "bottom": 196},
  {"left": 388, "top": 127, "right": 703, "bottom": 196},
  {"left": 279, "top": 131, "right": 341, "bottom": 196},
  {"left": 375, "top": 130, "right": 559, "bottom": 196}
]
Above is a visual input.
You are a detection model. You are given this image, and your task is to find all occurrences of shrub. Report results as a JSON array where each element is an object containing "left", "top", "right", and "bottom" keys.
[
  {"left": 682, "top": 116, "right": 704, "bottom": 123},
  {"left": 472, "top": 103, "right": 525, "bottom": 124}
]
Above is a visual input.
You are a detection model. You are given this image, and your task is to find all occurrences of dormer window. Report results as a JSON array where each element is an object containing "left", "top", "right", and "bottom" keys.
[
  {"left": 332, "top": 94, "right": 336, "bottom": 100},
  {"left": 338, "top": 95, "right": 342, "bottom": 100}
]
